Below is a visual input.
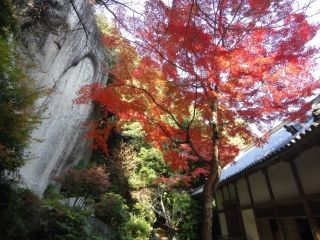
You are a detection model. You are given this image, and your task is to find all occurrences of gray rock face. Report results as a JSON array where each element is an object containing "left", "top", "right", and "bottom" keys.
[{"left": 19, "top": 0, "right": 107, "bottom": 195}]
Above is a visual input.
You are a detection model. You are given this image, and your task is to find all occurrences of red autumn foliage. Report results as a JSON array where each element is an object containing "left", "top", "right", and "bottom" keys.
[{"left": 78, "top": 0, "right": 319, "bottom": 238}]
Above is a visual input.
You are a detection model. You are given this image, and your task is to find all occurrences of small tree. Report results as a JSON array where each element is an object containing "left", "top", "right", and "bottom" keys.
[
  {"left": 78, "top": 0, "right": 319, "bottom": 239},
  {"left": 56, "top": 167, "right": 110, "bottom": 207}
]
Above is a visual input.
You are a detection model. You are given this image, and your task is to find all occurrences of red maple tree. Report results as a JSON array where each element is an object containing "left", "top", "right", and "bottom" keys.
[{"left": 78, "top": 0, "right": 319, "bottom": 239}]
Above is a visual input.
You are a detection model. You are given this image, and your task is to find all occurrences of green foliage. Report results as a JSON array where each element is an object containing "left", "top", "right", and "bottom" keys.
[
  {"left": 94, "top": 193, "right": 153, "bottom": 240},
  {"left": 94, "top": 193, "right": 129, "bottom": 229},
  {"left": 154, "top": 189, "right": 201, "bottom": 240},
  {"left": 43, "top": 183, "right": 63, "bottom": 200},
  {"left": 133, "top": 202, "right": 156, "bottom": 224},
  {"left": 95, "top": 14, "right": 117, "bottom": 70},
  {"left": 0, "top": 186, "right": 42, "bottom": 239},
  {"left": 128, "top": 147, "right": 167, "bottom": 189},
  {"left": 121, "top": 122, "right": 145, "bottom": 140},
  {"left": 116, "top": 122, "right": 169, "bottom": 190},
  {"left": 0, "top": 0, "right": 17, "bottom": 36},
  {"left": 0, "top": 183, "right": 106, "bottom": 240},
  {"left": 0, "top": 29, "right": 38, "bottom": 176},
  {"left": 39, "top": 201, "right": 98, "bottom": 240},
  {"left": 122, "top": 214, "right": 152, "bottom": 240}
]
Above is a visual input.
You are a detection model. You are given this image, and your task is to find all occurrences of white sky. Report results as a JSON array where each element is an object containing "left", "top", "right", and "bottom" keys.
[
  {"left": 97, "top": 0, "right": 320, "bottom": 79},
  {"left": 95, "top": 0, "right": 320, "bottom": 137}
]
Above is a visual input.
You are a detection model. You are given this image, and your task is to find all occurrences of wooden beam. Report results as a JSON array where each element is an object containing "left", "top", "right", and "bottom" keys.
[
  {"left": 289, "top": 160, "right": 320, "bottom": 240},
  {"left": 263, "top": 168, "right": 274, "bottom": 200}
]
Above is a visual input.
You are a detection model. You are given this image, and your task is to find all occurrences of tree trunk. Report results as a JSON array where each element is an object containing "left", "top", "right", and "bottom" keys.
[
  {"left": 201, "top": 148, "right": 221, "bottom": 240},
  {"left": 201, "top": 96, "right": 221, "bottom": 240}
]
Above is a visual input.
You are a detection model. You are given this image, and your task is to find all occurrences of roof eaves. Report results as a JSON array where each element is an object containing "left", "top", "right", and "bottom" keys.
[{"left": 219, "top": 122, "right": 320, "bottom": 184}]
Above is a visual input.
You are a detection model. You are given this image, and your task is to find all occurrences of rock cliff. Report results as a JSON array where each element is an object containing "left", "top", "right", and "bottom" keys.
[{"left": 19, "top": 0, "right": 106, "bottom": 195}]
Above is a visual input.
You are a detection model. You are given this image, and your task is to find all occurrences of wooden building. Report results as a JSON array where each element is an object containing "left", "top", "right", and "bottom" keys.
[{"left": 214, "top": 112, "right": 320, "bottom": 240}]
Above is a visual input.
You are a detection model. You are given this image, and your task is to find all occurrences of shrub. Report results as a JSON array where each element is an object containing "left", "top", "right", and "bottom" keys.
[
  {"left": 0, "top": 187, "right": 42, "bottom": 239},
  {"left": 56, "top": 166, "right": 110, "bottom": 206},
  {"left": 39, "top": 202, "right": 98, "bottom": 240},
  {"left": 122, "top": 214, "right": 152, "bottom": 240},
  {"left": 151, "top": 189, "right": 201, "bottom": 240},
  {"left": 94, "top": 193, "right": 129, "bottom": 229}
]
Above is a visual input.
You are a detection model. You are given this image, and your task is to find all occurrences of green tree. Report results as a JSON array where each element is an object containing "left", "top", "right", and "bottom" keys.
[{"left": 0, "top": 0, "right": 39, "bottom": 177}]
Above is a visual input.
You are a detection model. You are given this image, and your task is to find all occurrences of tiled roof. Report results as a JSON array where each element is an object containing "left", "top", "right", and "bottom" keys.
[
  {"left": 220, "top": 119, "right": 319, "bottom": 183},
  {"left": 191, "top": 119, "right": 320, "bottom": 195}
]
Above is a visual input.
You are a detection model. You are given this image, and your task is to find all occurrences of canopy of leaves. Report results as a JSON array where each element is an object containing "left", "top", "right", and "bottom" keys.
[{"left": 78, "top": 0, "right": 319, "bottom": 185}]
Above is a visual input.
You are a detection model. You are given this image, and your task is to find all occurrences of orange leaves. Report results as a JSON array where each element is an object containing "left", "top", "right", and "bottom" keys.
[
  {"left": 85, "top": 120, "right": 115, "bottom": 154},
  {"left": 75, "top": 0, "right": 319, "bottom": 190},
  {"left": 164, "top": 150, "right": 189, "bottom": 172}
]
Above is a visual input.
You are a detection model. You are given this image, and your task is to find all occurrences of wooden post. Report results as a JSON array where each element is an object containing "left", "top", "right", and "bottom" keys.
[
  {"left": 289, "top": 160, "right": 320, "bottom": 240},
  {"left": 227, "top": 185, "right": 232, "bottom": 200},
  {"left": 221, "top": 187, "right": 226, "bottom": 202},
  {"left": 245, "top": 177, "right": 254, "bottom": 205},
  {"left": 263, "top": 168, "right": 286, "bottom": 240},
  {"left": 245, "top": 176, "right": 264, "bottom": 239},
  {"left": 234, "top": 182, "right": 246, "bottom": 238}
]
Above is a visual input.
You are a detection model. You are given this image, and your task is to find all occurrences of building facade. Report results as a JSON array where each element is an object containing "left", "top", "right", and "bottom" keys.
[{"left": 215, "top": 118, "right": 320, "bottom": 240}]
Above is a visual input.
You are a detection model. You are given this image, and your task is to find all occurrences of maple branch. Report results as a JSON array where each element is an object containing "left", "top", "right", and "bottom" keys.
[
  {"left": 182, "top": 0, "right": 195, "bottom": 43},
  {"left": 141, "top": 113, "right": 183, "bottom": 145},
  {"left": 122, "top": 83, "right": 186, "bottom": 132},
  {"left": 97, "top": 0, "right": 144, "bottom": 16},
  {"left": 186, "top": 83, "right": 199, "bottom": 131},
  {"left": 138, "top": 96, "right": 207, "bottom": 163},
  {"left": 217, "top": 0, "right": 245, "bottom": 46}
]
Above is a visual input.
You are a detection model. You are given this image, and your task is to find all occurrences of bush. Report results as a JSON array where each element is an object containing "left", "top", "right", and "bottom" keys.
[
  {"left": 152, "top": 189, "right": 201, "bottom": 240},
  {"left": 128, "top": 147, "right": 168, "bottom": 189},
  {"left": 94, "top": 193, "right": 129, "bottom": 229},
  {"left": 0, "top": 183, "right": 106, "bottom": 240},
  {"left": 94, "top": 193, "right": 153, "bottom": 240},
  {"left": 122, "top": 214, "right": 152, "bottom": 240},
  {"left": 39, "top": 201, "right": 99, "bottom": 240},
  {"left": 56, "top": 166, "right": 110, "bottom": 206},
  {"left": 0, "top": 186, "right": 42, "bottom": 239}
]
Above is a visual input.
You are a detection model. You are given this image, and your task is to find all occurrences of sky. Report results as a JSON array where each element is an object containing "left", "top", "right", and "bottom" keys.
[
  {"left": 97, "top": 0, "right": 320, "bottom": 77},
  {"left": 96, "top": 0, "right": 320, "bottom": 137}
]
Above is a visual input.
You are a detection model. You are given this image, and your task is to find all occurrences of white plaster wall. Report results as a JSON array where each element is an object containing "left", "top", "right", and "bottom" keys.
[
  {"left": 248, "top": 171, "right": 271, "bottom": 203},
  {"left": 219, "top": 213, "right": 229, "bottom": 236},
  {"left": 241, "top": 209, "right": 260, "bottom": 240},
  {"left": 237, "top": 179, "right": 251, "bottom": 206},
  {"left": 294, "top": 146, "right": 320, "bottom": 194},
  {"left": 268, "top": 161, "right": 299, "bottom": 199}
]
